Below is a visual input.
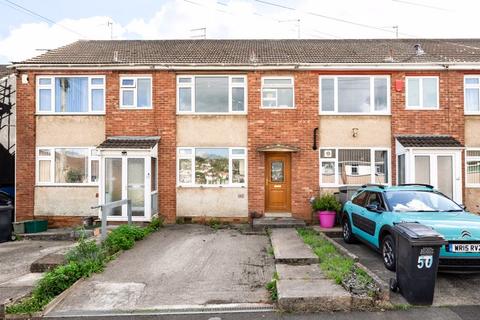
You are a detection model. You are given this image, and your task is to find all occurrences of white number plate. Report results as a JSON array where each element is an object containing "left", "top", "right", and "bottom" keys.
[{"left": 449, "top": 243, "right": 480, "bottom": 253}]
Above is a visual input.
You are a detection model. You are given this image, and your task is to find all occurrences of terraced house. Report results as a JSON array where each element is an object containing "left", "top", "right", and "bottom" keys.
[{"left": 11, "top": 39, "right": 480, "bottom": 227}]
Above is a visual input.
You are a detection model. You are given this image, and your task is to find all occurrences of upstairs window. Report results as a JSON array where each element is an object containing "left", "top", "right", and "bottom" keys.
[
  {"left": 36, "top": 76, "right": 105, "bottom": 114},
  {"left": 406, "top": 76, "right": 439, "bottom": 109},
  {"left": 177, "top": 76, "right": 247, "bottom": 114},
  {"left": 120, "top": 76, "right": 152, "bottom": 109},
  {"left": 261, "top": 77, "right": 294, "bottom": 108},
  {"left": 465, "top": 76, "right": 480, "bottom": 114},
  {"left": 320, "top": 76, "right": 390, "bottom": 114}
]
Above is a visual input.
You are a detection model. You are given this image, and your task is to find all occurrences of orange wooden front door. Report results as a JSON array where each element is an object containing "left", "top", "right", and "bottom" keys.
[{"left": 265, "top": 153, "right": 291, "bottom": 212}]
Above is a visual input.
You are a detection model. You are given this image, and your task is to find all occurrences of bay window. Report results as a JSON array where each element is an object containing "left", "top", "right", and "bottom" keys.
[
  {"left": 320, "top": 76, "right": 390, "bottom": 114},
  {"left": 466, "top": 149, "right": 480, "bottom": 187},
  {"left": 177, "top": 75, "right": 247, "bottom": 113},
  {"left": 406, "top": 76, "right": 439, "bottom": 109},
  {"left": 177, "top": 147, "right": 247, "bottom": 186},
  {"left": 36, "top": 147, "right": 99, "bottom": 185},
  {"left": 36, "top": 76, "right": 105, "bottom": 113},
  {"left": 465, "top": 76, "right": 480, "bottom": 114},
  {"left": 320, "top": 148, "right": 389, "bottom": 186},
  {"left": 120, "top": 76, "right": 152, "bottom": 108},
  {"left": 262, "top": 77, "right": 294, "bottom": 108}
]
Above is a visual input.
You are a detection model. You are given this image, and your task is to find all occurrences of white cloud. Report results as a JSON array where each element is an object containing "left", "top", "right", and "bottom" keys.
[{"left": 1, "top": 0, "right": 480, "bottom": 63}]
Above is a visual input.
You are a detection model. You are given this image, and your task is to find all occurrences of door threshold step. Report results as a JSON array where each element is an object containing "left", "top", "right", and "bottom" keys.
[{"left": 252, "top": 217, "right": 306, "bottom": 231}]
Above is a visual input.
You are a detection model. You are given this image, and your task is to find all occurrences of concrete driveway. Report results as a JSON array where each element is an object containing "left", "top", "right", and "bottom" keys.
[
  {"left": 47, "top": 225, "right": 275, "bottom": 316},
  {"left": 0, "top": 240, "right": 74, "bottom": 304},
  {"left": 333, "top": 238, "right": 480, "bottom": 306}
]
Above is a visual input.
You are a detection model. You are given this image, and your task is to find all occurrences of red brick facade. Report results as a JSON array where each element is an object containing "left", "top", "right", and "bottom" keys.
[
  {"left": 14, "top": 68, "right": 474, "bottom": 225},
  {"left": 247, "top": 71, "right": 319, "bottom": 221}
]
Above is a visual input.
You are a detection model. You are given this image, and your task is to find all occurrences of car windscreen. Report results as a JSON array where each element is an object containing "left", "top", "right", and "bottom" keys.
[{"left": 384, "top": 190, "right": 462, "bottom": 212}]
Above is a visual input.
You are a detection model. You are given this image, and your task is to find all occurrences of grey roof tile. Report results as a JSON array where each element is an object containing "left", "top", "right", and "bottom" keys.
[
  {"left": 15, "top": 39, "right": 480, "bottom": 66},
  {"left": 396, "top": 135, "right": 463, "bottom": 148},
  {"left": 97, "top": 136, "right": 159, "bottom": 149}
]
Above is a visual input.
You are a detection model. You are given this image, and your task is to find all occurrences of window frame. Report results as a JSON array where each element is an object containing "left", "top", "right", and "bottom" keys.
[
  {"left": 319, "top": 147, "right": 391, "bottom": 187},
  {"left": 119, "top": 76, "right": 153, "bottom": 109},
  {"left": 35, "top": 147, "right": 100, "bottom": 186},
  {"left": 35, "top": 75, "right": 106, "bottom": 115},
  {"left": 405, "top": 76, "right": 440, "bottom": 110},
  {"left": 319, "top": 75, "right": 391, "bottom": 115},
  {"left": 465, "top": 148, "right": 480, "bottom": 188},
  {"left": 176, "top": 147, "right": 247, "bottom": 187},
  {"left": 464, "top": 75, "right": 480, "bottom": 115},
  {"left": 176, "top": 75, "right": 248, "bottom": 114},
  {"left": 261, "top": 76, "right": 295, "bottom": 109}
]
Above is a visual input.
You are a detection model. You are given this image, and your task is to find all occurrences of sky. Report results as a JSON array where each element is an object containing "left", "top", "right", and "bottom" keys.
[{"left": 0, "top": 0, "right": 480, "bottom": 64}]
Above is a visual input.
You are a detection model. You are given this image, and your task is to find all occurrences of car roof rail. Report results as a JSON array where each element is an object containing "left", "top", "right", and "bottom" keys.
[
  {"left": 397, "top": 183, "right": 434, "bottom": 189},
  {"left": 361, "top": 184, "right": 386, "bottom": 189}
]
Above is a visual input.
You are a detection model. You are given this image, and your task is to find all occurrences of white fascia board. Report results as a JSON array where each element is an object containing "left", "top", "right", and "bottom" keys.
[{"left": 11, "top": 62, "right": 480, "bottom": 71}]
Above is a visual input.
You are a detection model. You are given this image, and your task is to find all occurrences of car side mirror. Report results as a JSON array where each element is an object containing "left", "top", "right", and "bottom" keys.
[
  {"left": 366, "top": 204, "right": 383, "bottom": 213},
  {"left": 460, "top": 204, "right": 467, "bottom": 211}
]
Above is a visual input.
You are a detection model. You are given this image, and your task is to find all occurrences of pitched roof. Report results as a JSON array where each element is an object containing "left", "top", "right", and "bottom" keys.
[
  {"left": 97, "top": 136, "right": 159, "bottom": 149},
  {"left": 396, "top": 135, "right": 463, "bottom": 148},
  {"left": 14, "top": 39, "right": 480, "bottom": 66},
  {"left": 0, "top": 65, "right": 11, "bottom": 78}
]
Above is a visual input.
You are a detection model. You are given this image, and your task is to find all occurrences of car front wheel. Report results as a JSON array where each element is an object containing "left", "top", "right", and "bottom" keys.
[
  {"left": 342, "top": 216, "right": 356, "bottom": 244},
  {"left": 382, "top": 234, "right": 396, "bottom": 271}
]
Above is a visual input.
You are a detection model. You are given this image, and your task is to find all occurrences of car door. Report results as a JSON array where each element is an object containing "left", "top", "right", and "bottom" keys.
[
  {"left": 349, "top": 191, "right": 370, "bottom": 241},
  {"left": 362, "top": 192, "right": 386, "bottom": 247}
]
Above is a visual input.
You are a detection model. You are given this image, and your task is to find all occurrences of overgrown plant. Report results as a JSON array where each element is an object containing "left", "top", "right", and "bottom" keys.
[
  {"left": 297, "top": 228, "right": 378, "bottom": 298},
  {"left": 311, "top": 193, "right": 341, "bottom": 213},
  {"left": 266, "top": 272, "right": 279, "bottom": 301},
  {"left": 6, "top": 217, "right": 163, "bottom": 315}
]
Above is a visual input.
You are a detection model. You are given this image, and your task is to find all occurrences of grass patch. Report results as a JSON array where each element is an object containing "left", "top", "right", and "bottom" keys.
[
  {"left": 267, "top": 246, "right": 274, "bottom": 257},
  {"left": 266, "top": 272, "right": 279, "bottom": 301},
  {"left": 207, "top": 218, "right": 223, "bottom": 230},
  {"left": 6, "top": 217, "right": 163, "bottom": 315},
  {"left": 297, "top": 228, "right": 379, "bottom": 298}
]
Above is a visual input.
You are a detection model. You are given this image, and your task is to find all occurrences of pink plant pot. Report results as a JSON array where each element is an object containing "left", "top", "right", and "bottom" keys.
[{"left": 318, "top": 210, "right": 336, "bottom": 228}]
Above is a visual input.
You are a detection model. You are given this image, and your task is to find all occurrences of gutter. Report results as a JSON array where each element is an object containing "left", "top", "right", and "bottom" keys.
[{"left": 10, "top": 62, "right": 480, "bottom": 71}]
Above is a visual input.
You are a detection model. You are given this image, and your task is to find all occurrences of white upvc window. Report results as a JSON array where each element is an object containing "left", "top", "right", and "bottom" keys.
[
  {"left": 319, "top": 148, "right": 390, "bottom": 187},
  {"left": 466, "top": 149, "right": 480, "bottom": 187},
  {"left": 120, "top": 76, "right": 152, "bottom": 109},
  {"left": 36, "top": 76, "right": 105, "bottom": 114},
  {"left": 319, "top": 75, "right": 390, "bottom": 114},
  {"left": 464, "top": 76, "right": 480, "bottom": 114},
  {"left": 36, "top": 147, "right": 100, "bottom": 185},
  {"left": 177, "top": 147, "right": 247, "bottom": 187},
  {"left": 176, "top": 75, "right": 247, "bottom": 114},
  {"left": 261, "top": 77, "right": 294, "bottom": 108},
  {"left": 405, "top": 76, "right": 439, "bottom": 109}
]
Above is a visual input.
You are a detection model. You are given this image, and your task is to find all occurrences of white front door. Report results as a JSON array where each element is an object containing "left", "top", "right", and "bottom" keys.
[
  {"left": 102, "top": 155, "right": 151, "bottom": 221},
  {"left": 410, "top": 150, "right": 462, "bottom": 203}
]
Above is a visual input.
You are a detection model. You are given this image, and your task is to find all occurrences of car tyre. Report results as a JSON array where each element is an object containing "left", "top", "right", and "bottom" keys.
[
  {"left": 382, "top": 234, "right": 396, "bottom": 271},
  {"left": 342, "top": 216, "right": 357, "bottom": 244}
]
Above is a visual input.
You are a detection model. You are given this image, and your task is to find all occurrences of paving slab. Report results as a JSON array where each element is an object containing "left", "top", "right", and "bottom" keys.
[
  {"left": 46, "top": 225, "right": 275, "bottom": 316},
  {"left": 276, "top": 263, "right": 327, "bottom": 280},
  {"left": 270, "top": 228, "right": 317, "bottom": 265},
  {"left": 277, "top": 279, "right": 352, "bottom": 312}
]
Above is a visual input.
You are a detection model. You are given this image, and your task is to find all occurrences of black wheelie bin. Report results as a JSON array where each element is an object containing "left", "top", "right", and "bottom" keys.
[
  {"left": 390, "top": 222, "right": 447, "bottom": 305},
  {"left": 0, "top": 205, "right": 13, "bottom": 243}
]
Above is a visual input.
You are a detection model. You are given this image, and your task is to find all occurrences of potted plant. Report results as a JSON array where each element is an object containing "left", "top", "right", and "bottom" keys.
[{"left": 311, "top": 193, "right": 341, "bottom": 228}]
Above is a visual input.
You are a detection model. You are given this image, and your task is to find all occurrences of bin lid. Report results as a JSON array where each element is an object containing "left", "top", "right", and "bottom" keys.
[{"left": 394, "top": 222, "right": 447, "bottom": 245}]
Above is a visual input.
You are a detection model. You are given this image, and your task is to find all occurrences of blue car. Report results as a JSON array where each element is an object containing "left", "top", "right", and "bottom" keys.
[{"left": 341, "top": 184, "right": 480, "bottom": 272}]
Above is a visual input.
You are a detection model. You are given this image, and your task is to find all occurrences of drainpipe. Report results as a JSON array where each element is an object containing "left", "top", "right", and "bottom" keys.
[{"left": 312, "top": 127, "right": 318, "bottom": 150}]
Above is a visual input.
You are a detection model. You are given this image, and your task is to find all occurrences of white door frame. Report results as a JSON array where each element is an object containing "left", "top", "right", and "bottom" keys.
[
  {"left": 99, "top": 150, "right": 152, "bottom": 222},
  {"left": 404, "top": 148, "right": 462, "bottom": 203}
]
